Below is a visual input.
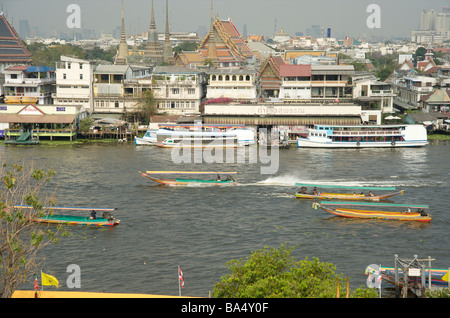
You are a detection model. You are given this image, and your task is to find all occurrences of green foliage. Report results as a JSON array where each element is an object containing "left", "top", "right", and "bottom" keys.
[
  {"left": 213, "top": 243, "right": 375, "bottom": 298},
  {"left": 0, "top": 162, "right": 64, "bottom": 298},
  {"left": 79, "top": 117, "right": 94, "bottom": 133},
  {"left": 27, "top": 43, "right": 116, "bottom": 67},
  {"left": 173, "top": 41, "right": 199, "bottom": 55},
  {"left": 426, "top": 288, "right": 450, "bottom": 298}
]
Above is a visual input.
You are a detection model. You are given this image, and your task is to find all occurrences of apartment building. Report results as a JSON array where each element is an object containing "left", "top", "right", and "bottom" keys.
[
  {"left": 4, "top": 65, "right": 55, "bottom": 105},
  {"left": 393, "top": 75, "right": 437, "bottom": 110},
  {"left": 279, "top": 64, "right": 354, "bottom": 103},
  {"left": 54, "top": 56, "right": 96, "bottom": 113}
]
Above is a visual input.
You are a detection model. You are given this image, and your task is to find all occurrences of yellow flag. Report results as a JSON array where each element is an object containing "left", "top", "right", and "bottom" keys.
[
  {"left": 41, "top": 272, "right": 59, "bottom": 287},
  {"left": 442, "top": 271, "right": 449, "bottom": 282}
]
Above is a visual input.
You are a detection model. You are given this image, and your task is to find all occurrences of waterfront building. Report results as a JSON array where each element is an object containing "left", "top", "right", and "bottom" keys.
[
  {"left": 0, "top": 12, "right": 32, "bottom": 73},
  {"left": 3, "top": 65, "right": 55, "bottom": 105},
  {"left": 54, "top": 56, "right": 96, "bottom": 113},
  {"left": 278, "top": 64, "right": 354, "bottom": 103},
  {"left": 206, "top": 68, "right": 260, "bottom": 103},
  {"left": 93, "top": 64, "right": 132, "bottom": 115},
  {"left": 0, "top": 103, "right": 86, "bottom": 141},
  {"left": 150, "top": 65, "right": 206, "bottom": 114},
  {"left": 352, "top": 73, "right": 395, "bottom": 124}
]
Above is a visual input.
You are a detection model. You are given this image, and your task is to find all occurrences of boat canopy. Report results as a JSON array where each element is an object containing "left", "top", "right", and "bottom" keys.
[
  {"left": 318, "top": 201, "right": 429, "bottom": 209},
  {"left": 14, "top": 205, "right": 117, "bottom": 211},
  {"left": 295, "top": 183, "right": 396, "bottom": 191},
  {"left": 145, "top": 171, "right": 238, "bottom": 175}
]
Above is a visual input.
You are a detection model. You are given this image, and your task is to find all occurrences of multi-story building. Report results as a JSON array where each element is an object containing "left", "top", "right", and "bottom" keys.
[
  {"left": 54, "top": 56, "right": 96, "bottom": 113},
  {"left": 206, "top": 68, "right": 260, "bottom": 103},
  {"left": 352, "top": 73, "right": 395, "bottom": 124},
  {"left": 149, "top": 66, "right": 206, "bottom": 114},
  {"left": 278, "top": 64, "right": 354, "bottom": 103},
  {"left": 3, "top": 65, "right": 55, "bottom": 105},
  {"left": 393, "top": 75, "right": 437, "bottom": 111}
]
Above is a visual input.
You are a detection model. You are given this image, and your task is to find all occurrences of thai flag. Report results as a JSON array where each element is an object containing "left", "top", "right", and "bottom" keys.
[{"left": 179, "top": 267, "right": 184, "bottom": 288}]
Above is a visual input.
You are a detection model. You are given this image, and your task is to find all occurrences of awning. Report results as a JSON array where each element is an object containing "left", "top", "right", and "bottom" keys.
[
  {"left": 0, "top": 114, "right": 76, "bottom": 124},
  {"left": 203, "top": 116, "right": 361, "bottom": 126}
]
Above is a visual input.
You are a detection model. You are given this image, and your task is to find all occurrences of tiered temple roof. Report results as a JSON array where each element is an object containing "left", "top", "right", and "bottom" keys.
[
  {"left": 197, "top": 18, "right": 254, "bottom": 65},
  {"left": 0, "top": 13, "right": 32, "bottom": 67}
]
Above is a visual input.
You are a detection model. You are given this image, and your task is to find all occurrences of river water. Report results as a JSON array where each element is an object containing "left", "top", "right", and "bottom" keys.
[{"left": 2, "top": 140, "right": 449, "bottom": 297}]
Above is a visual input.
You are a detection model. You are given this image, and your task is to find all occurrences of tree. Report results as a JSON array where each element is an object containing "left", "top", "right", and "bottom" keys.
[
  {"left": 212, "top": 243, "right": 377, "bottom": 298},
  {"left": 0, "top": 162, "right": 66, "bottom": 298},
  {"left": 130, "top": 90, "right": 158, "bottom": 125}
]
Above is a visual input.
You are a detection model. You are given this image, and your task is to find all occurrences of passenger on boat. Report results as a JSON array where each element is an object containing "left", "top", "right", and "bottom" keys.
[
  {"left": 217, "top": 175, "right": 221, "bottom": 181},
  {"left": 313, "top": 187, "right": 318, "bottom": 195},
  {"left": 90, "top": 210, "right": 97, "bottom": 220},
  {"left": 368, "top": 191, "right": 374, "bottom": 196},
  {"left": 299, "top": 187, "right": 307, "bottom": 194},
  {"left": 226, "top": 175, "right": 235, "bottom": 182}
]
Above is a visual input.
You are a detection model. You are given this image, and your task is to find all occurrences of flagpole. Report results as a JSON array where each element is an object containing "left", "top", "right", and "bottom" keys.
[{"left": 40, "top": 271, "right": 44, "bottom": 291}]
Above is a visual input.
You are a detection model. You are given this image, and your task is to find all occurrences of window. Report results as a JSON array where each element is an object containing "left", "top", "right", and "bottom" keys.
[
  {"left": 188, "top": 88, "right": 195, "bottom": 94},
  {"left": 79, "top": 64, "right": 83, "bottom": 69},
  {"left": 80, "top": 74, "right": 83, "bottom": 80},
  {"left": 11, "top": 74, "right": 17, "bottom": 79},
  {"left": 115, "top": 101, "right": 119, "bottom": 108},
  {"left": 172, "top": 88, "right": 179, "bottom": 94},
  {"left": 67, "top": 63, "right": 71, "bottom": 69},
  {"left": 63, "top": 74, "right": 67, "bottom": 80}
]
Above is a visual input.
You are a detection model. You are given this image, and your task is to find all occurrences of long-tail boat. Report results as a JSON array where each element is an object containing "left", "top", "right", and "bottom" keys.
[
  {"left": 312, "top": 201, "right": 431, "bottom": 222},
  {"left": 294, "top": 183, "right": 404, "bottom": 201},
  {"left": 380, "top": 266, "right": 449, "bottom": 288},
  {"left": 14, "top": 205, "right": 120, "bottom": 227},
  {"left": 139, "top": 171, "right": 238, "bottom": 186}
]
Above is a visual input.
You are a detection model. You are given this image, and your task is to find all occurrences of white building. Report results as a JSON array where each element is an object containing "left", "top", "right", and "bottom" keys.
[
  {"left": 54, "top": 56, "right": 96, "bottom": 113},
  {"left": 149, "top": 66, "right": 206, "bottom": 114},
  {"left": 206, "top": 68, "right": 260, "bottom": 103}
]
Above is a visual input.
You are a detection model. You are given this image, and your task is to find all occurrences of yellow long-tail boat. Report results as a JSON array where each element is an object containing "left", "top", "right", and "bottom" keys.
[{"left": 312, "top": 201, "right": 431, "bottom": 222}]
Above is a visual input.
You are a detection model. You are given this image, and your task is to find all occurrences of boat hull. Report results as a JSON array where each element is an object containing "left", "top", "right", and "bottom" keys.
[
  {"left": 381, "top": 267, "right": 449, "bottom": 287},
  {"left": 297, "top": 138, "right": 428, "bottom": 148},
  {"left": 139, "top": 171, "right": 237, "bottom": 186},
  {"left": 135, "top": 136, "right": 157, "bottom": 145},
  {"left": 318, "top": 206, "right": 431, "bottom": 222},
  {"left": 295, "top": 190, "right": 403, "bottom": 201},
  {"left": 33, "top": 215, "right": 120, "bottom": 227}
]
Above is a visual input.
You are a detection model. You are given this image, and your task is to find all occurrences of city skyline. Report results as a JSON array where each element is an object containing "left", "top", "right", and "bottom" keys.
[{"left": 4, "top": 0, "right": 450, "bottom": 40}]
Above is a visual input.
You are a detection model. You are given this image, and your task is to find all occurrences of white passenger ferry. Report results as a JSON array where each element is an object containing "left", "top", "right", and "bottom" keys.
[
  {"left": 297, "top": 124, "right": 428, "bottom": 148},
  {"left": 135, "top": 124, "right": 255, "bottom": 146}
]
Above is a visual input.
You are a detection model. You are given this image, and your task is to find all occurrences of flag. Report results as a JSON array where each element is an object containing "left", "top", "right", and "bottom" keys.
[
  {"left": 178, "top": 267, "right": 184, "bottom": 288},
  {"left": 41, "top": 272, "right": 59, "bottom": 287},
  {"left": 443, "top": 271, "right": 449, "bottom": 282}
]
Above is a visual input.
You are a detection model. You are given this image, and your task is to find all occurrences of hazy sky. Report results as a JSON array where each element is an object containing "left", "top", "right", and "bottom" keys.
[{"left": 4, "top": 0, "right": 450, "bottom": 39}]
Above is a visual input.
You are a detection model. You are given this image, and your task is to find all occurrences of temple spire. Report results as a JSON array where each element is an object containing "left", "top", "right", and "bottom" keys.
[
  {"left": 163, "top": 0, "right": 174, "bottom": 64},
  {"left": 116, "top": 0, "right": 129, "bottom": 65},
  {"left": 145, "top": 0, "right": 163, "bottom": 65}
]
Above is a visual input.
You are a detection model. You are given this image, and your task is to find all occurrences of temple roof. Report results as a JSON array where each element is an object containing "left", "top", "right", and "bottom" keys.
[
  {"left": 198, "top": 18, "right": 254, "bottom": 63},
  {"left": 0, "top": 14, "right": 32, "bottom": 63}
]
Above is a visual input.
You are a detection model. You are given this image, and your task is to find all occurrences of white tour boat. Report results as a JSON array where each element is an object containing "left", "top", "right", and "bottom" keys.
[{"left": 297, "top": 124, "right": 428, "bottom": 148}]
